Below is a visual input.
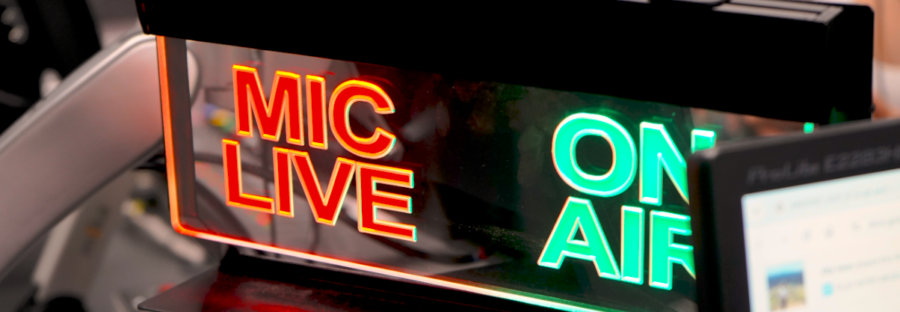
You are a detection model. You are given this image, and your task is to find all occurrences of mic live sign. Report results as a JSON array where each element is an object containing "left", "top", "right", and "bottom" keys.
[{"left": 157, "top": 39, "right": 809, "bottom": 311}]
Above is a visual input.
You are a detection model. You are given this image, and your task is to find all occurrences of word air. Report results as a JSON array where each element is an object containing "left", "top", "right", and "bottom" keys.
[{"left": 538, "top": 112, "right": 717, "bottom": 290}]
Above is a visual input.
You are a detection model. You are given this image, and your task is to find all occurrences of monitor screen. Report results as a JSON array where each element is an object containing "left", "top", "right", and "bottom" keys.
[
  {"left": 741, "top": 168, "right": 900, "bottom": 312},
  {"left": 164, "top": 38, "right": 813, "bottom": 311}
]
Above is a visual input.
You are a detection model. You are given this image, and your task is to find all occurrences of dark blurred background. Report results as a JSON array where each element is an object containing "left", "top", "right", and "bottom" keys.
[
  {"left": 0, "top": 3, "right": 220, "bottom": 312},
  {"left": 0, "top": 1, "right": 896, "bottom": 312},
  {"left": 0, "top": 0, "right": 136, "bottom": 130}
]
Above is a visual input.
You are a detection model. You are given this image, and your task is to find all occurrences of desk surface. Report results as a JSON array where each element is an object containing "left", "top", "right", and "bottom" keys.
[{"left": 138, "top": 250, "right": 557, "bottom": 312}]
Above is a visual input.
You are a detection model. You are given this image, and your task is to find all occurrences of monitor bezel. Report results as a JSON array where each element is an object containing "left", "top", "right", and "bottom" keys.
[{"left": 688, "top": 118, "right": 900, "bottom": 312}]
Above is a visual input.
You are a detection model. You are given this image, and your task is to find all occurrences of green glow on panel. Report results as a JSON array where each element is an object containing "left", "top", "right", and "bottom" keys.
[
  {"left": 649, "top": 211, "right": 695, "bottom": 290},
  {"left": 538, "top": 197, "right": 621, "bottom": 280},
  {"left": 552, "top": 113, "right": 636, "bottom": 198},
  {"left": 690, "top": 129, "right": 716, "bottom": 153},
  {"left": 639, "top": 122, "right": 688, "bottom": 205},
  {"left": 804, "top": 122, "right": 815, "bottom": 133},
  {"left": 619, "top": 205, "right": 644, "bottom": 284}
]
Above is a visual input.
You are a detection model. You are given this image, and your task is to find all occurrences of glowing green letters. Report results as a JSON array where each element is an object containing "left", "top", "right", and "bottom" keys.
[
  {"left": 551, "top": 113, "right": 636, "bottom": 197},
  {"left": 541, "top": 112, "right": 715, "bottom": 290},
  {"left": 538, "top": 197, "right": 621, "bottom": 280},
  {"left": 640, "top": 122, "right": 688, "bottom": 205},
  {"left": 619, "top": 206, "right": 644, "bottom": 284},
  {"left": 649, "top": 211, "right": 695, "bottom": 290},
  {"left": 691, "top": 129, "right": 716, "bottom": 153},
  {"left": 804, "top": 122, "right": 815, "bottom": 133}
]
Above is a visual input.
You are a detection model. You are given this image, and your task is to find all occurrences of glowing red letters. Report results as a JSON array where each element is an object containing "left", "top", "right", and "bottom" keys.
[{"left": 223, "top": 65, "right": 416, "bottom": 242}]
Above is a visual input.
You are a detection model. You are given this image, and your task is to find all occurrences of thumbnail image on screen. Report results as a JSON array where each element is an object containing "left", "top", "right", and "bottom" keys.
[{"left": 742, "top": 168, "right": 900, "bottom": 312}]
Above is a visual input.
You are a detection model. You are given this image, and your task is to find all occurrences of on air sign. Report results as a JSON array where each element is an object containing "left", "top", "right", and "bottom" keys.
[
  {"left": 227, "top": 63, "right": 716, "bottom": 290},
  {"left": 157, "top": 36, "right": 721, "bottom": 312},
  {"left": 539, "top": 113, "right": 715, "bottom": 290}
]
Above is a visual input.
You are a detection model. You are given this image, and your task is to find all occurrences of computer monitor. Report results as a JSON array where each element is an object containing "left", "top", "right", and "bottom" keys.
[{"left": 689, "top": 118, "right": 900, "bottom": 312}]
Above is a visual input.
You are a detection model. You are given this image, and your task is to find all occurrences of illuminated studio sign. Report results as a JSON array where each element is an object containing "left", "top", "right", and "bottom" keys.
[
  {"left": 540, "top": 113, "right": 714, "bottom": 289},
  {"left": 222, "top": 64, "right": 716, "bottom": 290},
  {"left": 225, "top": 65, "right": 417, "bottom": 242},
  {"left": 158, "top": 38, "right": 725, "bottom": 311}
]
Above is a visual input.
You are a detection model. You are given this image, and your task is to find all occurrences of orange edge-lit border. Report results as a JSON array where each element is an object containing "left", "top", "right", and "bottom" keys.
[{"left": 156, "top": 36, "right": 603, "bottom": 312}]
